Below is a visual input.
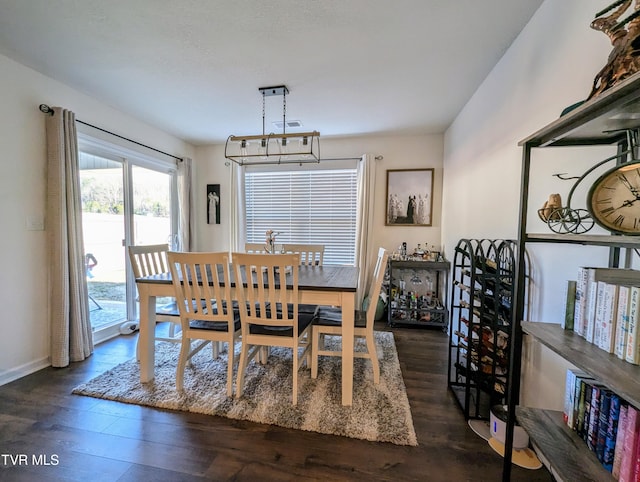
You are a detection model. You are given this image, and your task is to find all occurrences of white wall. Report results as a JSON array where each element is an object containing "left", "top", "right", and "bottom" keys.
[
  {"left": 0, "top": 53, "right": 194, "bottom": 384},
  {"left": 193, "top": 134, "right": 444, "bottom": 263},
  {"left": 443, "top": 0, "right": 620, "bottom": 409}
]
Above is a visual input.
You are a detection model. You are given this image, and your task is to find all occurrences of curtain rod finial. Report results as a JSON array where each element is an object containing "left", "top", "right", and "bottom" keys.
[{"left": 39, "top": 104, "right": 54, "bottom": 115}]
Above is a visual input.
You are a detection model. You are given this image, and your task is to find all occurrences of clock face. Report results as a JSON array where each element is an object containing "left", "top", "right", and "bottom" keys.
[{"left": 588, "top": 161, "right": 640, "bottom": 235}]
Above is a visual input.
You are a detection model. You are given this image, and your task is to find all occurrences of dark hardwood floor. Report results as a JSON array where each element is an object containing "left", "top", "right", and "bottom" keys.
[{"left": 0, "top": 323, "right": 553, "bottom": 481}]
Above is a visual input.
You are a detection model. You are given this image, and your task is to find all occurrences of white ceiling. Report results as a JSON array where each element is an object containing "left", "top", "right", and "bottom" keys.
[{"left": 0, "top": 0, "right": 543, "bottom": 145}]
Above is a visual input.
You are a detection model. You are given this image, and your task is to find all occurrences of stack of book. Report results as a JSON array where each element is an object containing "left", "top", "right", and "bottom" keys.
[
  {"left": 564, "top": 368, "right": 640, "bottom": 479},
  {"left": 566, "top": 268, "right": 640, "bottom": 363}
]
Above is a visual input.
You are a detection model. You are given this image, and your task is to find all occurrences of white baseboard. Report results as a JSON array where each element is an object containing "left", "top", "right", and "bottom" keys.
[
  {"left": 0, "top": 324, "right": 125, "bottom": 387},
  {"left": 0, "top": 357, "right": 50, "bottom": 386}
]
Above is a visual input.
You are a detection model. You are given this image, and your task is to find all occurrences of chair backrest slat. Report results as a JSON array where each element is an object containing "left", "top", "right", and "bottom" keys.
[{"left": 366, "top": 247, "right": 389, "bottom": 326}]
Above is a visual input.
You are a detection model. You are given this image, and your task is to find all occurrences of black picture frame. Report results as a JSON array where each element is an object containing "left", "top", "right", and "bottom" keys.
[
  {"left": 207, "top": 184, "right": 220, "bottom": 224},
  {"left": 385, "top": 169, "right": 433, "bottom": 226}
]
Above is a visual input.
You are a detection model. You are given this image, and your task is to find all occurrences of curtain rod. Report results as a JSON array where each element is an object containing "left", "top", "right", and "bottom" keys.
[
  {"left": 39, "top": 104, "right": 183, "bottom": 161},
  {"left": 39, "top": 105, "right": 384, "bottom": 164}
]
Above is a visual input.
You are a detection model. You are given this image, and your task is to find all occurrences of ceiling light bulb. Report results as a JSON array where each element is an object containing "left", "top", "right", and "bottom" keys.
[{"left": 240, "top": 139, "right": 248, "bottom": 161}]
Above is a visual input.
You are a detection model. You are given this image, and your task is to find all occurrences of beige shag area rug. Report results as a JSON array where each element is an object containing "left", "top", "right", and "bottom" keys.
[{"left": 73, "top": 331, "right": 417, "bottom": 446}]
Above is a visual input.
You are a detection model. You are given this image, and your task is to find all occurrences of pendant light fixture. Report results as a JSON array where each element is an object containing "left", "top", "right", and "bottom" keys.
[{"left": 225, "top": 85, "right": 320, "bottom": 166}]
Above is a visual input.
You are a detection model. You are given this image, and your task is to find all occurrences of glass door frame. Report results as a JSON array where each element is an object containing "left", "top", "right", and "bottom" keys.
[{"left": 78, "top": 132, "right": 179, "bottom": 338}]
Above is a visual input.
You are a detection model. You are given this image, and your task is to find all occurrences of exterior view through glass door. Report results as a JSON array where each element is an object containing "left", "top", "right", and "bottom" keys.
[{"left": 79, "top": 150, "right": 175, "bottom": 338}]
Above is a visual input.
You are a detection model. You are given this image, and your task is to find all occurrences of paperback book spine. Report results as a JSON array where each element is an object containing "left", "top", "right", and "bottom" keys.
[
  {"left": 564, "top": 280, "right": 576, "bottom": 331},
  {"left": 585, "top": 269, "right": 598, "bottom": 343},
  {"left": 600, "top": 283, "right": 618, "bottom": 353},
  {"left": 615, "top": 285, "right": 630, "bottom": 359},
  {"left": 564, "top": 369, "right": 577, "bottom": 426},
  {"left": 575, "top": 267, "right": 589, "bottom": 337},
  {"left": 603, "top": 394, "right": 621, "bottom": 472},
  {"left": 619, "top": 406, "right": 640, "bottom": 482},
  {"left": 587, "top": 385, "right": 603, "bottom": 451},
  {"left": 595, "top": 390, "right": 612, "bottom": 461},
  {"left": 613, "top": 404, "right": 629, "bottom": 478},
  {"left": 625, "top": 287, "right": 640, "bottom": 365}
]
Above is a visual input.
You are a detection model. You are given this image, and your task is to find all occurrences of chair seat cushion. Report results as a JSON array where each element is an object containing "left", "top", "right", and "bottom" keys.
[
  {"left": 298, "top": 303, "right": 319, "bottom": 314},
  {"left": 249, "top": 311, "right": 315, "bottom": 337},
  {"left": 189, "top": 312, "right": 241, "bottom": 332},
  {"left": 313, "top": 306, "right": 367, "bottom": 328}
]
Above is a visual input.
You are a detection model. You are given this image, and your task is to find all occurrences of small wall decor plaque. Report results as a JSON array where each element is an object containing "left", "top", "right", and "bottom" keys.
[{"left": 207, "top": 184, "right": 220, "bottom": 224}]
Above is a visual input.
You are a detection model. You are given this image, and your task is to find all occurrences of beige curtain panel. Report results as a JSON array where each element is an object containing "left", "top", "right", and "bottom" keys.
[{"left": 45, "top": 107, "right": 93, "bottom": 367}]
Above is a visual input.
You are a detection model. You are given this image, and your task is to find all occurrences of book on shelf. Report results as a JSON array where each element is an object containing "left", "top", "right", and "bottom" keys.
[
  {"left": 578, "top": 378, "right": 596, "bottom": 439},
  {"left": 575, "top": 376, "right": 594, "bottom": 436},
  {"left": 573, "top": 267, "right": 640, "bottom": 341},
  {"left": 587, "top": 385, "right": 605, "bottom": 451},
  {"left": 585, "top": 270, "right": 599, "bottom": 343},
  {"left": 603, "top": 394, "right": 622, "bottom": 472},
  {"left": 593, "top": 281, "right": 607, "bottom": 349},
  {"left": 563, "top": 280, "right": 576, "bottom": 331},
  {"left": 615, "top": 285, "right": 631, "bottom": 360},
  {"left": 619, "top": 406, "right": 640, "bottom": 482},
  {"left": 564, "top": 368, "right": 576, "bottom": 426},
  {"left": 574, "top": 267, "right": 591, "bottom": 337},
  {"left": 612, "top": 404, "right": 628, "bottom": 478},
  {"left": 625, "top": 286, "right": 640, "bottom": 365},
  {"left": 564, "top": 368, "right": 592, "bottom": 428},
  {"left": 599, "top": 283, "right": 618, "bottom": 354},
  {"left": 595, "top": 389, "right": 612, "bottom": 461}
]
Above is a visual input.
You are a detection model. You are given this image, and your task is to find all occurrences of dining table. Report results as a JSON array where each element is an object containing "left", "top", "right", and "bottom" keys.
[{"left": 135, "top": 263, "right": 360, "bottom": 406}]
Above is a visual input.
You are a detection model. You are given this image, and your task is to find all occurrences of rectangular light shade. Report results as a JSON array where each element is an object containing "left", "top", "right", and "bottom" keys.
[{"left": 225, "top": 131, "right": 320, "bottom": 165}]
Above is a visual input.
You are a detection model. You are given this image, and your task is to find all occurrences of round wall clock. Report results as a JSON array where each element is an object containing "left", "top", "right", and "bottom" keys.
[{"left": 587, "top": 160, "right": 640, "bottom": 235}]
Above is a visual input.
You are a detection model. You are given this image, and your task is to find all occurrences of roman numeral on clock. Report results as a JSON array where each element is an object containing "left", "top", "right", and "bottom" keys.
[
  {"left": 613, "top": 215, "right": 625, "bottom": 227},
  {"left": 600, "top": 206, "right": 615, "bottom": 216}
]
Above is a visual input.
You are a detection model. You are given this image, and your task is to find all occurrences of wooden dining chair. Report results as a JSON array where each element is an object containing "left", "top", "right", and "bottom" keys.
[
  {"left": 282, "top": 243, "right": 325, "bottom": 266},
  {"left": 128, "top": 244, "right": 182, "bottom": 355},
  {"left": 244, "top": 242, "right": 269, "bottom": 254},
  {"left": 167, "top": 251, "right": 241, "bottom": 396},
  {"left": 281, "top": 243, "right": 325, "bottom": 314},
  {"left": 311, "top": 247, "right": 389, "bottom": 384},
  {"left": 232, "top": 252, "right": 314, "bottom": 405}
]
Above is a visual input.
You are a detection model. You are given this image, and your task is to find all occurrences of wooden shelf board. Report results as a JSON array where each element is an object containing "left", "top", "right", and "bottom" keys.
[
  {"left": 521, "top": 322, "right": 640, "bottom": 408},
  {"left": 519, "top": 72, "right": 640, "bottom": 147},
  {"left": 388, "top": 259, "right": 450, "bottom": 270},
  {"left": 524, "top": 233, "right": 640, "bottom": 248},
  {"left": 515, "top": 407, "right": 611, "bottom": 482}
]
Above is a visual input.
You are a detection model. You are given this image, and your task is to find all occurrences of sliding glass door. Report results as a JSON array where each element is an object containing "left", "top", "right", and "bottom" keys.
[{"left": 79, "top": 147, "right": 176, "bottom": 340}]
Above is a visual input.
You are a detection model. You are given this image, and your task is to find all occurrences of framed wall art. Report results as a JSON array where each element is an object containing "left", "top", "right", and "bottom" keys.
[
  {"left": 385, "top": 169, "right": 433, "bottom": 226},
  {"left": 207, "top": 183, "right": 220, "bottom": 224}
]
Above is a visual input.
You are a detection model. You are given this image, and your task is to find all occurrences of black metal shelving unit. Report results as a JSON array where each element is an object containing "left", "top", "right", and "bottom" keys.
[
  {"left": 503, "top": 73, "right": 640, "bottom": 481},
  {"left": 448, "top": 238, "right": 519, "bottom": 420}
]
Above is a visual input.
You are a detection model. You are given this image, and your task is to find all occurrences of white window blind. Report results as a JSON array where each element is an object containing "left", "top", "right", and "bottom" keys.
[{"left": 245, "top": 168, "right": 358, "bottom": 265}]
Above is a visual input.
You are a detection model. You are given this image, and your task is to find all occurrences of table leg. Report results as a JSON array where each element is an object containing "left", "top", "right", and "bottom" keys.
[
  {"left": 137, "top": 283, "right": 156, "bottom": 382},
  {"left": 341, "top": 292, "right": 355, "bottom": 406}
]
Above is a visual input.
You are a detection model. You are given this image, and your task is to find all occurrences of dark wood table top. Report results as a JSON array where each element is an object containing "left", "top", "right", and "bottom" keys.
[{"left": 136, "top": 264, "right": 359, "bottom": 293}]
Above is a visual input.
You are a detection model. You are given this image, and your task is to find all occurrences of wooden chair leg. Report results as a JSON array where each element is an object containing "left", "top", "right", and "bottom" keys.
[
  {"left": 226, "top": 339, "right": 234, "bottom": 397},
  {"left": 311, "top": 327, "right": 320, "bottom": 379},
  {"left": 292, "top": 343, "right": 299, "bottom": 405},
  {"left": 176, "top": 337, "right": 191, "bottom": 390},
  {"left": 212, "top": 341, "right": 220, "bottom": 359},
  {"left": 366, "top": 332, "right": 380, "bottom": 384},
  {"left": 235, "top": 343, "right": 250, "bottom": 399}
]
